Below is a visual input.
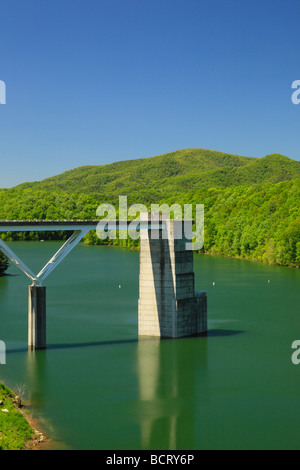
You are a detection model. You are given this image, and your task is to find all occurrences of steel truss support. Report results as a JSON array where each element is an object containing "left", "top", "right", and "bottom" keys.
[{"left": 0, "top": 229, "right": 89, "bottom": 286}]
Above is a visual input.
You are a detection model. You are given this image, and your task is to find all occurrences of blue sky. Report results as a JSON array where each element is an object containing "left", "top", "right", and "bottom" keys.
[{"left": 0, "top": 0, "right": 299, "bottom": 187}]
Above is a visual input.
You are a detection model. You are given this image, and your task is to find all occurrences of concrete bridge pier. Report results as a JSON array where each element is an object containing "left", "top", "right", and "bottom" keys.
[
  {"left": 28, "top": 286, "right": 46, "bottom": 350},
  {"left": 138, "top": 214, "right": 207, "bottom": 338}
]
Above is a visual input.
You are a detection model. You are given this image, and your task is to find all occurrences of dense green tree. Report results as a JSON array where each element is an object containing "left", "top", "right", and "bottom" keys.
[
  {"left": 0, "top": 149, "right": 299, "bottom": 268},
  {"left": 0, "top": 251, "right": 9, "bottom": 276}
]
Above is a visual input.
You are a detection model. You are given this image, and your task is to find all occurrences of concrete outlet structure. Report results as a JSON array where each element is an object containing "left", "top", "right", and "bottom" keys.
[{"left": 138, "top": 214, "right": 207, "bottom": 338}]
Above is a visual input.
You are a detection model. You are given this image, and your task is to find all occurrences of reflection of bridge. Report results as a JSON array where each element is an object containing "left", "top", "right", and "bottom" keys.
[{"left": 0, "top": 216, "right": 207, "bottom": 349}]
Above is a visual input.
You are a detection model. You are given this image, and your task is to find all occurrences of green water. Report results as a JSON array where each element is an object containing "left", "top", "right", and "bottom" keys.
[{"left": 0, "top": 241, "right": 299, "bottom": 450}]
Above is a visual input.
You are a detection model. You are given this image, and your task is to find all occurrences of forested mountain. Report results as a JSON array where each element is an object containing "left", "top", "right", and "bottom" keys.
[
  {"left": 0, "top": 148, "right": 299, "bottom": 269},
  {"left": 14, "top": 149, "right": 300, "bottom": 199}
]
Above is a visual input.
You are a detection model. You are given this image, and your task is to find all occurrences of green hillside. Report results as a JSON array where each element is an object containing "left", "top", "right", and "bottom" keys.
[
  {"left": 14, "top": 149, "right": 300, "bottom": 200},
  {"left": 0, "top": 148, "right": 299, "bottom": 268}
]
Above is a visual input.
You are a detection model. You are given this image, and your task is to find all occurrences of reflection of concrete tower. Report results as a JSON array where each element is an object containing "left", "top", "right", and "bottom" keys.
[
  {"left": 138, "top": 214, "right": 207, "bottom": 338},
  {"left": 137, "top": 337, "right": 208, "bottom": 450}
]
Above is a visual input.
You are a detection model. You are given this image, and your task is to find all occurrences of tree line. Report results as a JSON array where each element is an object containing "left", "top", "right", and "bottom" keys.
[{"left": 0, "top": 179, "right": 299, "bottom": 274}]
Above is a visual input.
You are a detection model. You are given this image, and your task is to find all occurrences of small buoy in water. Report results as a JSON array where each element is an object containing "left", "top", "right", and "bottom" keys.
[
  {"left": 40, "top": 240, "right": 45, "bottom": 242},
  {"left": 213, "top": 282, "right": 215, "bottom": 286},
  {"left": 119, "top": 285, "right": 121, "bottom": 288},
  {"left": 268, "top": 280, "right": 270, "bottom": 283}
]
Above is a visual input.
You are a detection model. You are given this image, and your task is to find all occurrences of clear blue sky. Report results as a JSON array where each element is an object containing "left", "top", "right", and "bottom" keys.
[{"left": 0, "top": 0, "right": 299, "bottom": 187}]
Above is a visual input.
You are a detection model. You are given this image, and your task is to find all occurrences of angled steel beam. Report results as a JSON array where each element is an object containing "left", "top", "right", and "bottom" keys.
[
  {"left": 0, "top": 229, "right": 89, "bottom": 286},
  {"left": 0, "top": 238, "right": 38, "bottom": 284},
  {"left": 36, "top": 229, "right": 89, "bottom": 284}
]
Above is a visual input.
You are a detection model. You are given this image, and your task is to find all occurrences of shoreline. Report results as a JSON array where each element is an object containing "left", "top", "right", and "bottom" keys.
[
  {"left": 86, "top": 241, "right": 300, "bottom": 269},
  {"left": 0, "top": 236, "right": 299, "bottom": 270},
  {"left": 20, "top": 409, "right": 47, "bottom": 450},
  {"left": 198, "top": 251, "right": 300, "bottom": 269},
  {"left": 0, "top": 382, "right": 46, "bottom": 450},
  {"left": 0, "top": 381, "right": 68, "bottom": 450}
]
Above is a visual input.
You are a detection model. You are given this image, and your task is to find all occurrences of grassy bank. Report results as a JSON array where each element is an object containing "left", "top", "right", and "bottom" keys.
[{"left": 0, "top": 382, "right": 45, "bottom": 450}]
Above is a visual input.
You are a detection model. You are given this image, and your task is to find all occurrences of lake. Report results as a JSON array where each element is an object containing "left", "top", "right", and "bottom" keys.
[{"left": 0, "top": 241, "right": 299, "bottom": 450}]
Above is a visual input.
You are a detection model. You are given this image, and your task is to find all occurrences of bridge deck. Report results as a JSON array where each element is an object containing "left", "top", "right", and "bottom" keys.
[{"left": 0, "top": 220, "right": 166, "bottom": 232}]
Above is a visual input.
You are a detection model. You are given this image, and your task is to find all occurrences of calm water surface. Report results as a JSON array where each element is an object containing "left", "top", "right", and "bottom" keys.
[{"left": 0, "top": 241, "right": 299, "bottom": 450}]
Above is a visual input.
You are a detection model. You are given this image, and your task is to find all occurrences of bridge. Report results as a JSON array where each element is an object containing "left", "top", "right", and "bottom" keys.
[{"left": 0, "top": 216, "right": 207, "bottom": 349}]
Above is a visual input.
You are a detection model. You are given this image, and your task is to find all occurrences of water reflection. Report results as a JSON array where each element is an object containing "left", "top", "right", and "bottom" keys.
[
  {"left": 25, "top": 349, "right": 70, "bottom": 449},
  {"left": 137, "top": 336, "right": 208, "bottom": 450},
  {"left": 26, "top": 349, "right": 48, "bottom": 413}
]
